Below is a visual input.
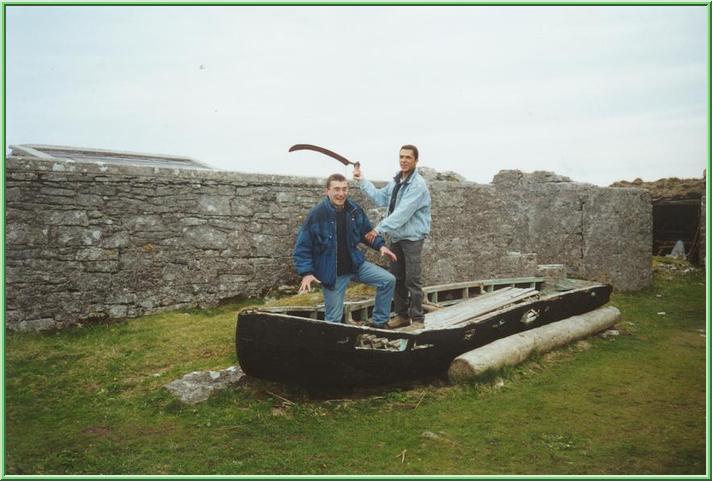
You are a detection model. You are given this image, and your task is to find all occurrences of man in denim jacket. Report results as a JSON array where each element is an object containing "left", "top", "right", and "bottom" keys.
[
  {"left": 354, "top": 145, "right": 432, "bottom": 328},
  {"left": 293, "top": 173, "right": 398, "bottom": 328}
]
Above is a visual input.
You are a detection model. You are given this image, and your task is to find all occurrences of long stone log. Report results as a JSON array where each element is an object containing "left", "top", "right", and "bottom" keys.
[{"left": 448, "top": 305, "right": 621, "bottom": 383}]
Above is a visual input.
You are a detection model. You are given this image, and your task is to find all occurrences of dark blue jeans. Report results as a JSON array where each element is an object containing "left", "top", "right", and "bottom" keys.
[
  {"left": 322, "top": 261, "right": 396, "bottom": 325},
  {"left": 389, "top": 239, "right": 424, "bottom": 322}
]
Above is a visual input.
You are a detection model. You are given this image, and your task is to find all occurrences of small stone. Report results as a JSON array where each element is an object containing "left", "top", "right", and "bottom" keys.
[
  {"left": 271, "top": 407, "right": 290, "bottom": 417},
  {"left": 421, "top": 431, "right": 457, "bottom": 446},
  {"left": 600, "top": 329, "right": 620, "bottom": 339},
  {"left": 109, "top": 305, "right": 128, "bottom": 318},
  {"left": 13, "top": 318, "right": 56, "bottom": 332},
  {"left": 164, "top": 365, "right": 245, "bottom": 404},
  {"left": 277, "top": 285, "right": 297, "bottom": 295}
]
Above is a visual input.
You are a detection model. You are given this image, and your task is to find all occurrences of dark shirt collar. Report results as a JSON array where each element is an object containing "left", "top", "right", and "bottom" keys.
[{"left": 393, "top": 169, "right": 416, "bottom": 184}]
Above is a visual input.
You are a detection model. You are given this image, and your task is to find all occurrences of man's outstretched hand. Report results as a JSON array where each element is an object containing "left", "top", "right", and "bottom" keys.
[{"left": 298, "top": 274, "right": 321, "bottom": 294}]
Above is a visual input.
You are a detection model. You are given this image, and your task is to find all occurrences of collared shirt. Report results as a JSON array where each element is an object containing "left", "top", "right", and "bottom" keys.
[{"left": 358, "top": 168, "right": 432, "bottom": 242}]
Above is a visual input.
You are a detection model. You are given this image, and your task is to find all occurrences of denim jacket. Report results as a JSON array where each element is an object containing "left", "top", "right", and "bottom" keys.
[
  {"left": 359, "top": 168, "right": 431, "bottom": 242},
  {"left": 293, "top": 197, "right": 386, "bottom": 290}
]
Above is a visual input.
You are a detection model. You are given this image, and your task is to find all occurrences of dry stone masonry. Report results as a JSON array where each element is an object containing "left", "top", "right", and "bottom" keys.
[{"left": 5, "top": 156, "right": 652, "bottom": 331}]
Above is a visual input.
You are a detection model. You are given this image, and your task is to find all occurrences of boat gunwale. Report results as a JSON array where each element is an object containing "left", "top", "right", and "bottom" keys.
[{"left": 238, "top": 309, "right": 421, "bottom": 339}]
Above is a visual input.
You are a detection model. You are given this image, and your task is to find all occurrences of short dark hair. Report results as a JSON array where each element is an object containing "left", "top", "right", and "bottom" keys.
[
  {"left": 325, "top": 173, "right": 347, "bottom": 189},
  {"left": 400, "top": 144, "right": 419, "bottom": 160}
]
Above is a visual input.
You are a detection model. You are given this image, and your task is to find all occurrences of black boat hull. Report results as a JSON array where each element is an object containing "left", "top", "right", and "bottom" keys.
[{"left": 236, "top": 283, "right": 612, "bottom": 387}]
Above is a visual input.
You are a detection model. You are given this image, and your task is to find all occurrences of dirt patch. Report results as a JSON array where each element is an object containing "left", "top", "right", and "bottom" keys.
[{"left": 82, "top": 426, "right": 111, "bottom": 437}]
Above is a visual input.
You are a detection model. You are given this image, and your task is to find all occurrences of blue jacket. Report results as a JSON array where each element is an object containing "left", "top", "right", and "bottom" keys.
[
  {"left": 359, "top": 168, "right": 431, "bottom": 242},
  {"left": 293, "top": 197, "right": 386, "bottom": 290}
]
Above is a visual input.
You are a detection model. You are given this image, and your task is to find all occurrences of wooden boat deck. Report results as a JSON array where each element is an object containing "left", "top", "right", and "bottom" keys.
[
  {"left": 258, "top": 277, "right": 547, "bottom": 326},
  {"left": 424, "top": 287, "right": 538, "bottom": 329}
]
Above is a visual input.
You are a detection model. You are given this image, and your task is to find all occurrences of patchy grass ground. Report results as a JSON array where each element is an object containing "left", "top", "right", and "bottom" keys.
[{"left": 5, "top": 260, "right": 706, "bottom": 475}]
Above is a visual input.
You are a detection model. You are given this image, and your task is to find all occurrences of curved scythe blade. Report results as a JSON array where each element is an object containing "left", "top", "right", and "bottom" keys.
[{"left": 288, "top": 144, "right": 359, "bottom": 167}]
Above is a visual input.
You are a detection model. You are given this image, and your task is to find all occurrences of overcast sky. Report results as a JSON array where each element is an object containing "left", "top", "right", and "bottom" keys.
[{"left": 6, "top": 5, "right": 708, "bottom": 186}]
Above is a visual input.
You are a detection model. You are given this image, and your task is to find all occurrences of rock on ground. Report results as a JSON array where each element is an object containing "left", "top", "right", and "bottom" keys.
[{"left": 164, "top": 365, "right": 245, "bottom": 404}]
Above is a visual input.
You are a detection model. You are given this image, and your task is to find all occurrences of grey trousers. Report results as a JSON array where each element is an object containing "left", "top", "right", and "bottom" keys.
[{"left": 388, "top": 239, "right": 425, "bottom": 322}]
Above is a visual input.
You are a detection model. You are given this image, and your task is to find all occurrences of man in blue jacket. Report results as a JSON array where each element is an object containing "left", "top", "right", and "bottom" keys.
[
  {"left": 293, "top": 173, "right": 398, "bottom": 328},
  {"left": 353, "top": 144, "right": 432, "bottom": 328}
]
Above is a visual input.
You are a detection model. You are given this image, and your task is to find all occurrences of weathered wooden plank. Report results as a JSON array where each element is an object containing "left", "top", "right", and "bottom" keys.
[
  {"left": 424, "top": 287, "right": 538, "bottom": 329},
  {"left": 422, "top": 277, "right": 544, "bottom": 294}
]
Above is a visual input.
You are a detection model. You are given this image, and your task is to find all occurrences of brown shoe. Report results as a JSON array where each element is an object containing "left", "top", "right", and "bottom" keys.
[{"left": 387, "top": 315, "right": 411, "bottom": 329}]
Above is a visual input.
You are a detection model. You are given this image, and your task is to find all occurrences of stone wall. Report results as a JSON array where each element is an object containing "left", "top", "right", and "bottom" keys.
[
  {"left": 491, "top": 170, "right": 652, "bottom": 287},
  {"left": 5, "top": 157, "right": 652, "bottom": 331}
]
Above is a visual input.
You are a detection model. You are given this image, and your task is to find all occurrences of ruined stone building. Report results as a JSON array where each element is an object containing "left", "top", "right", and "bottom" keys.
[{"left": 611, "top": 176, "right": 706, "bottom": 265}]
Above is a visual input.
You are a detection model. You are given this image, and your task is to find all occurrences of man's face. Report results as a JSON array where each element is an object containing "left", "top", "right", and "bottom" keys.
[
  {"left": 326, "top": 180, "right": 349, "bottom": 207},
  {"left": 399, "top": 149, "right": 417, "bottom": 174}
]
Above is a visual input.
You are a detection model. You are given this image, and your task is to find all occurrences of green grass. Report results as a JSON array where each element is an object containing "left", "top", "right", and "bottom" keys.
[{"left": 5, "top": 261, "right": 707, "bottom": 475}]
